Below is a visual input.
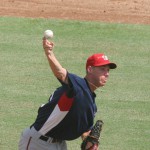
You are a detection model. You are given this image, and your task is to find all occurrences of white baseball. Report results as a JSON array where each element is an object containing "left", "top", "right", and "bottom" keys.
[{"left": 44, "top": 30, "right": 53, "bottom": 39}]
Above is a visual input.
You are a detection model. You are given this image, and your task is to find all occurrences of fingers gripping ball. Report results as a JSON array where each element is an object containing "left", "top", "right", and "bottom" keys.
[{"left": 44, "top": 30, "right": 53, "bottom": 39}]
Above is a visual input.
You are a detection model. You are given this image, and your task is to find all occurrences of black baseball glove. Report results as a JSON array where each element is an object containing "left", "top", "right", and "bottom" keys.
[{"left": 81, "top": 120, "right": 104, "bottom": 150}]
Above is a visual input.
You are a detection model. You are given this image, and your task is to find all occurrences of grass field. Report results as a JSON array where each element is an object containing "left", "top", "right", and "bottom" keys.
[{"left": 0, "top": 17, "right": 150, "bottom": 150}]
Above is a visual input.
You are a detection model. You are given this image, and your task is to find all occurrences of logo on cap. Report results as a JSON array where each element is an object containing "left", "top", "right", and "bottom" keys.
[{"left": 102, "top": 55, "right": 108, "bottom": 60}]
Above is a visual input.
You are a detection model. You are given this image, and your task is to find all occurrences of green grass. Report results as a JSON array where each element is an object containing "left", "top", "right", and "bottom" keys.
[{"left": 0, "top": 17, "right": 150, "bottom": 150}]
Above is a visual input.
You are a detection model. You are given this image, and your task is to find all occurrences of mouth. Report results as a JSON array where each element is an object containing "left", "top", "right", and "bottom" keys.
[
  {"left": 102, "top": 79, "right": 107, "bottom": 83},
  {"left": 100, "top": 79, "right": 107, "bottom": 85},
  {"left": 99, "top": 77, "right": 108, "bottom": 86}
]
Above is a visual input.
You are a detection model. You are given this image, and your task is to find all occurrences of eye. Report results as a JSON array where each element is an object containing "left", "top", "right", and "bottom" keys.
[
  {"left": 100, "top": 67, "right": 110, "bottom": 72},
  {"left": 100, "top": 67, "right": 106, "bottom": 71}
]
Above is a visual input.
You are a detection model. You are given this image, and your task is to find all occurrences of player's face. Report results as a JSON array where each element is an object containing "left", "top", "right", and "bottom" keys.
[{"left": 91, "top": 65, "right": 110, "bottom": 87}]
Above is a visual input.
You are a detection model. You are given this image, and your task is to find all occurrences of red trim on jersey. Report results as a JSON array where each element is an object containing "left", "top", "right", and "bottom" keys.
[
  {"left": 58, "top": 93, "right": 74, "bottom": 111},
  {"left": 26, "top": 137, "right": 32, "bottom": 150}
]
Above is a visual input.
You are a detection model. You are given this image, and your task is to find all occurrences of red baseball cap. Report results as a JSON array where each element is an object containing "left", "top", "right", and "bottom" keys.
[{"left": 86, "top": 53, "right": 117, "bottom": 69}]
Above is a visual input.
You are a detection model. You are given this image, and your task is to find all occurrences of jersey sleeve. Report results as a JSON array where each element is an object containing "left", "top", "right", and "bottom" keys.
[
  {"left": 57, "top": 72, "right": 86, "bottom": 97},
  {"left": 67, "top": 73, "right": 85, "bottom": 94}
]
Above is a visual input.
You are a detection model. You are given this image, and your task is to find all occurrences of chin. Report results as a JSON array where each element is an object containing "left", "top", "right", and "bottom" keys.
[
  {"left": 99, "top": 84, "right": 105, "bottom": 87},
  {"left": 99, "top": 82, "right": 106, "bottom": 87}
]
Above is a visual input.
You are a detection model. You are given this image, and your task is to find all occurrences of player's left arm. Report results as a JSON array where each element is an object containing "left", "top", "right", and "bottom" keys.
[{"left": 43, "top": 38, "right": 68, "bottom": 84}]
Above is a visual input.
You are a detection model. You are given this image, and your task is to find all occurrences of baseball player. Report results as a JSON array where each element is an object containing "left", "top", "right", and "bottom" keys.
[{"left": 18, "top": 37, "right": 117, "bottom": 150}]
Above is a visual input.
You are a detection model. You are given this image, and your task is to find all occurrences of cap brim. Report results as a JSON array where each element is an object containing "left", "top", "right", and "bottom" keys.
[
  {"left": 94, "top": 62, "right": 117, "bottom": 69},
  {"left": 108, "top": 63, "right": 117, "bottom": 69}
]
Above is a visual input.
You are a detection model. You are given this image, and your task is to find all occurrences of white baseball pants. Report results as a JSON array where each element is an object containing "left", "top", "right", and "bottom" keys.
[{"left": 18, "top": 127, "right": 67, "bottom": 150}]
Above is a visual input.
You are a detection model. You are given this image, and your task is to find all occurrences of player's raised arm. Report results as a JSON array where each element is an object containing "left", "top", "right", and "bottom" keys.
[{"left": 42, "top": 37, "right": 68, "bottom": 84}]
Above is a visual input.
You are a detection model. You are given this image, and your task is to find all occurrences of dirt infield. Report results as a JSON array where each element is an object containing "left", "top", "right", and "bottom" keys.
[{"left": 0, "top": 0, "right": 150, "bottom": 24}]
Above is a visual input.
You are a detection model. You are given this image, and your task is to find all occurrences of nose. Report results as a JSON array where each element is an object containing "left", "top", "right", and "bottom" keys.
[{"left": 105, "top": 70, "right": 109, "bottom": 77}]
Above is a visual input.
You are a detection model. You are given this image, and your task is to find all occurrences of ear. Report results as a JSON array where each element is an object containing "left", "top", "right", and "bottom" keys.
[{"left": 86, "top": 66, "right": 93, "bottom": 74}]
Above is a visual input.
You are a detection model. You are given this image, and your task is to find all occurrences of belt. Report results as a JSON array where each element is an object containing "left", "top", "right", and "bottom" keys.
[
  {"left": 39, "top": 135, "right": 62, "bottom": 143},
  {"left": 30, "top": 125, "right": 62, "bottom": 143}
]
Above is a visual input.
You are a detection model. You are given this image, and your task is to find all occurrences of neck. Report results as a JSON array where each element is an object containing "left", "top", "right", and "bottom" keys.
[{"left": 85, "top": 77, "right": 99, "bottom": 92}]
